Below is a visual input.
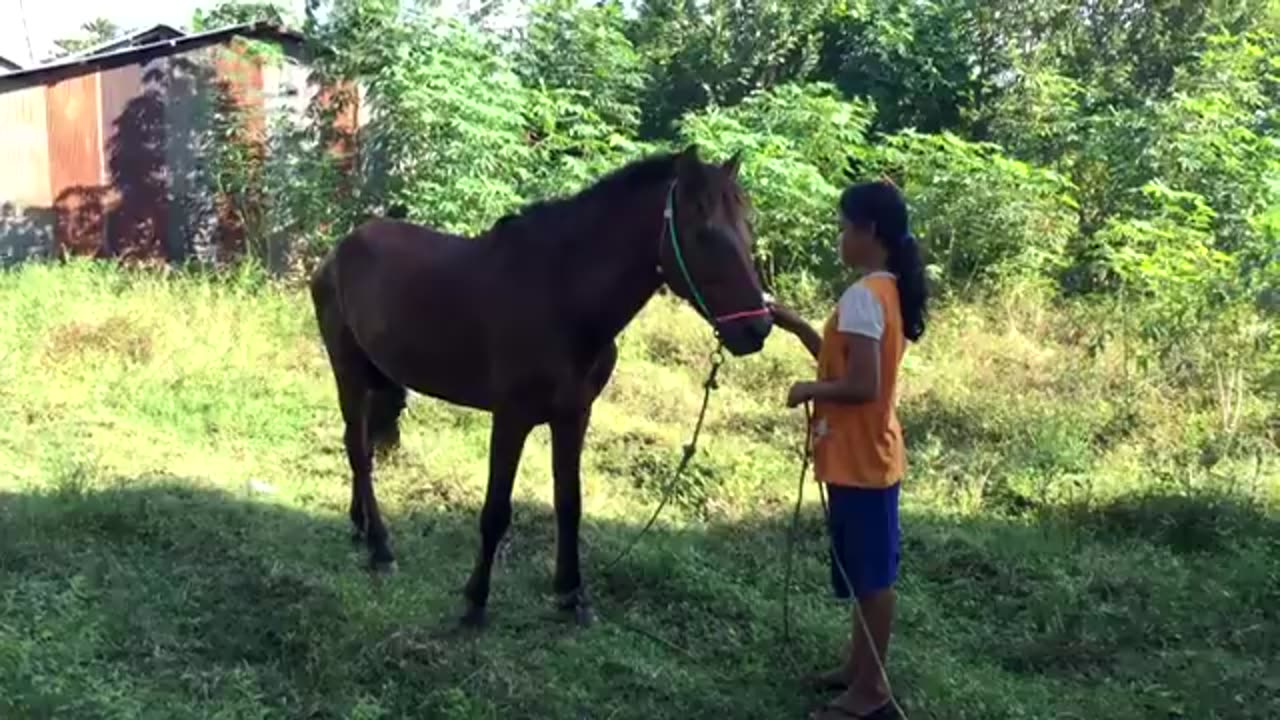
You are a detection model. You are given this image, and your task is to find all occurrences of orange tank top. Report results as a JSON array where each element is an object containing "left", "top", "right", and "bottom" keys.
[{"left": 812, "top": 273, "right": 906, "bottom": 488}]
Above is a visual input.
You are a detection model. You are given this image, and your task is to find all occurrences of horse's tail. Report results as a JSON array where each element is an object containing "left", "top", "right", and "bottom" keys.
[{"left": 368, "top": 379, "right": 407, "bottom": 455}]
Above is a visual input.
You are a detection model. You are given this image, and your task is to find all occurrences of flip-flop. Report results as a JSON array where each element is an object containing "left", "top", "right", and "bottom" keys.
[
  {"left": 808, "top": 701, "right": 897, "bottom": 720},
  {"left": 802, "top": 670, "right": 850, "bottom": 692}
]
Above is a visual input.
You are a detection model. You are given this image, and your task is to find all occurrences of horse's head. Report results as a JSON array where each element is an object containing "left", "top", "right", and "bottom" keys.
[{"left": 660, "top": 144, "right": 772, "bottom": 356}]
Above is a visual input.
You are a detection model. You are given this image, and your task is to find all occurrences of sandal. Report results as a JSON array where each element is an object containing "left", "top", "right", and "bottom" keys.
[
  {"left": 808, "top": 700, "right": 897, "bottom": 720},
  {"left": 802, "top": 669, "right": 850, "bottom": 692}
]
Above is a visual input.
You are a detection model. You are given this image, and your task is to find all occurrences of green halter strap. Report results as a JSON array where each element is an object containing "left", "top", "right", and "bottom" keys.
[{"left": 663, "top": 182, "right": 714, "bottom": 321}]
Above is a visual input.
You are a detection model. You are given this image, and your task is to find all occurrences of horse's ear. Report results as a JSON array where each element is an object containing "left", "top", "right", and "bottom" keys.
[
  {"left": 676, "top": 144, "right": 707, "bottom": 190},
  {"left": 723, "top": 150, "right": 743, "bottom": 181}
]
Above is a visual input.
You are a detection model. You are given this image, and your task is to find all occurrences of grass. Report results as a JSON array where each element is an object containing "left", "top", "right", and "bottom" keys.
[{"left": 1, "top": 260, "right": 1277, "bottom": 719}]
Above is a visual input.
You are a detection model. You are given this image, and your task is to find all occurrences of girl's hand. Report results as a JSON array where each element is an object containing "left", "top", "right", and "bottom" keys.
[
  {"left": 786, "top": 382, "right": 813, "bottom": 408},
  {"left": 769, "top": 301, "right": 805, "bottom": 332}
]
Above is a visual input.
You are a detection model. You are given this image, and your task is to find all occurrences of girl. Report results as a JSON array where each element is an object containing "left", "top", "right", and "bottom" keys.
[{"left": 770, "top": 180, "right": 927, "bottom": 720}]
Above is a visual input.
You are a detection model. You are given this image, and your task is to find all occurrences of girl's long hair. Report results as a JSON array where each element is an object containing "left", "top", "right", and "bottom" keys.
[{"left": 839, "top": 181, "right": 928, "bottom": 341}]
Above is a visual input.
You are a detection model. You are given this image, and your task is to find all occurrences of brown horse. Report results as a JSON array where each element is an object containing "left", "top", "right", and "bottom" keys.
[{"left": 309, "top": 145, "right": 771, "bottom": 627}]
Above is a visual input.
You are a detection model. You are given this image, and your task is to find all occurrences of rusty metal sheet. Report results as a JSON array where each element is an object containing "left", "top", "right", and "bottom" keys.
[
  {"left": 0, "top": 85, "right": 53, "bottom": 206},
  {"left": 0, "top": 85, "right": 55, "bottom": 263},
  {"left": 99, "top": 59, "right": 169, "bottom": 260},
  {"left": 46, "top": 71, "right": 105, "bottom": 257},
  {"left": 164, "top": 47, "right": 220, "bottom": 263},
  {"left": 210, "top": 40, "right": 266, "bottom": 262}
]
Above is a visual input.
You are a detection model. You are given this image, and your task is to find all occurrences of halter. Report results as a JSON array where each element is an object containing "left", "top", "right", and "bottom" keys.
[{"left": 661, "top": 183, "right": 771, "bottom": 327}]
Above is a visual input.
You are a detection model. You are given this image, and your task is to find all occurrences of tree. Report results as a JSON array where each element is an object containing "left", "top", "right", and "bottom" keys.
[
  {"left": 517, "top": 0, "right": 649, "bottom": 132},
  {"left": 627, "top": 0, "right": 833, "bottom": 138},
  {"left": 192, "top": 0, "right": 293, "bottom": 31},
  {"left": 52, "top": 18, "right": 121, "bottom": 56}
]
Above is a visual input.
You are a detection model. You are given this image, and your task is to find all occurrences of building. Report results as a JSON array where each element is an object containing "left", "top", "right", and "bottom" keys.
[
  {"left": 0, "top": 22, "right": 360, "bottom": 267},
  {"left": 0, "top": 56, "right": 20, "bottom": 73}
]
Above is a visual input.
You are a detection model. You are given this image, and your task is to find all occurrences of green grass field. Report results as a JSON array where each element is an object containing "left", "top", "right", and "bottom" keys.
[{"left": 1, "top": 262, "right": 1276, "bottom": 719}]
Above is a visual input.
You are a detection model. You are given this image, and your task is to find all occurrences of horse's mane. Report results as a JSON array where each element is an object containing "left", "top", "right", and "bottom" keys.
[{"left": 486, "top": 153, "right": 679, "bottom": 239}]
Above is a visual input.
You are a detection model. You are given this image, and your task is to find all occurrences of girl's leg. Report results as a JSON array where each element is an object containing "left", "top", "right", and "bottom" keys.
[
  {"left": 846, "top": 586, "right": 895, "bottom": 710},
  {"left": 814, "top": 483, "right": 901, "bottom": 718}
]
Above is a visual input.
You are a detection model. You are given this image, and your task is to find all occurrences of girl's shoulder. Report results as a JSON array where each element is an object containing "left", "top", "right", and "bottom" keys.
[{"left": 836, "top": 278, "right": 887, "bottom": 339}]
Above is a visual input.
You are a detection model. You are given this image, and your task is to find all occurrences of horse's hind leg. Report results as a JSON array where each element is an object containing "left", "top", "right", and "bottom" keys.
[
  {"left": 337, "top": 370, "right": 396, "bottom": 573},
  {"left": 461, "top": 408, "right": 534, "bottom": 627},
  {"left": 312, "top": 276, "right": 397, "bottom": 572},
  {"left": 551, "top": 406, "right": 593, "bottom": 627}
]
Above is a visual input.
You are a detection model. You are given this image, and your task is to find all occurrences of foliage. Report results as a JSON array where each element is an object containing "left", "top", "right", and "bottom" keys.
[
  {"left": 192, "top": 0, "right": 294, "bottom": 30},
  {"left": 51, "top": 18, "right": 122, "bottom": 57},
  {"left": 357, "top": 17, "right": 530, "bottom": 234},
  {"left": 522, "top": 87, "right": 656, "bottom": 200},
  {"left": 628, "top": 0, "right": 833, "bottom": 137},
  {"left": 517, "top": 0, "right": 648, "bottom": 132},
  {"left": 853, "top": 131, "right": 1078, "bottom": 292}
]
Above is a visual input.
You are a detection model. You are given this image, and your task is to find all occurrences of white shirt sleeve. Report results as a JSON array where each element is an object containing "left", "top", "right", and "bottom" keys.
[{"left": 836, "top": 284, "right": 884, "bottom": 340}]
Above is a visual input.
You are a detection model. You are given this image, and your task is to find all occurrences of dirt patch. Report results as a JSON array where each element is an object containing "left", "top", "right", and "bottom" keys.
[{"left": 44, "top": 315, "right": 154, "bottom": 365}]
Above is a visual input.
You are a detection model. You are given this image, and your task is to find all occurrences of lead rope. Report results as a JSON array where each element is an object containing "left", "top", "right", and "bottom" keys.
[
  {"left": 599, "top": 343, "right": 725, "bottom": 575},
  {"left": 785, "top": 401, "right": 909, "bottom": 719}
]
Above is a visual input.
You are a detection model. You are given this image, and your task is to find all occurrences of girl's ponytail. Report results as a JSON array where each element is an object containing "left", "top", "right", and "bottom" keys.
[{"left": 887, "top": 233, "right": 927, "bottom": 341}]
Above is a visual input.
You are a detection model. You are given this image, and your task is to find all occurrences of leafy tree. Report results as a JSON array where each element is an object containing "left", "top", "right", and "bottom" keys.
[
  {"left": 359, "top": 17, "right": 530, "bottom": 234},
  {"left": 819, "top": 0, "right": 992, "bottom": 133},
  {"left": 628, "top": 0, "right": 832, "bottom": 138},
  {"left": 517, "top": 0, "right": 649, "bottom": 132},
  {"left": 193, "top": 1, "right": 293, "bottom": 30},
  {"left": 52, "top": 18, "right": 122, "bottom": 56},
  {"left": 852, "top": 131, "right": 1078, "bottom": 293}
]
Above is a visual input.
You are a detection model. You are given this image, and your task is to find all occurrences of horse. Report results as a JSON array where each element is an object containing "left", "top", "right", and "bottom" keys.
[{"left": 308, "top": 144, "right": 772, "bottom": 627}]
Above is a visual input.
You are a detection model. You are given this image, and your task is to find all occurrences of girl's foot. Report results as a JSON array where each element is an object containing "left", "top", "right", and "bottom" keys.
[
  {"left": 803, "top": 666, "right": 851, "bottom": 692},
  {"left": 809, "top": 690, "right": 896, "bottom": 719}
]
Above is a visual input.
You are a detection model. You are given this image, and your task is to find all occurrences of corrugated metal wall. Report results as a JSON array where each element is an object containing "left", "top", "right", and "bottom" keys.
[
  {"left": 99, "top": 59, "right": 169, "bottom": 260},
  {"left": 0, "top": 85, "right": 54, "bottom": 264},
  {"left": 0, "top": 37, "right": 360, "bottom": 268},
  {"left": 46, "top": 72, "right": 105, "bottom": 257},
  {"left": 211, "top": 41, "right": 266, "bottom": 263},
  {"left": 165, "top": 50, "right": 216, "bottom": 263}
]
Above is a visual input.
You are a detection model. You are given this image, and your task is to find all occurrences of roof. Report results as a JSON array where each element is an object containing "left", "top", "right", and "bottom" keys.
[
  {"left": 0, "top": 56, "right": 20, "bottom": 72},
  {"left": 0, "top": 22, "right": 307, "bottom": 92},
  {"left": 59, "top": 24, "right": 186, "bottom": 61}
]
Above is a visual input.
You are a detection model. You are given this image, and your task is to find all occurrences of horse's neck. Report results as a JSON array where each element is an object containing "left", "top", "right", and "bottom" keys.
[{"left": 557, "top": 187, "right": 665, "bottom": 348}]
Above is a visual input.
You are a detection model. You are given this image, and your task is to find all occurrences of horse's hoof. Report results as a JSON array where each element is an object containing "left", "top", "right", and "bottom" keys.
[
  {"left": 459, "top": 604, "right": 487, "bottom": 629},
  {"left": 369, "top": 558, "right": 397, "bottom": 575},
  {"left": 555, "top": 592, "right": 595, "bottom": 628},
  {"left": 351, "top": 530, "right": 366, "bottom": 545}
]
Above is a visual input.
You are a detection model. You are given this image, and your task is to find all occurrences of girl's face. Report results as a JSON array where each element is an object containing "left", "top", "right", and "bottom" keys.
[{"left": 839, "top": 216, "right": 882, "bottom": 269}]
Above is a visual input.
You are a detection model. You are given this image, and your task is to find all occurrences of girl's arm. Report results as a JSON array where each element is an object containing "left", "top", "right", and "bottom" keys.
[
  {"left": 769, "top": 303, "right": 822, "bottom": 360},
  {"left": 787, "top": 333, "right": 880, "bottom": 406}
]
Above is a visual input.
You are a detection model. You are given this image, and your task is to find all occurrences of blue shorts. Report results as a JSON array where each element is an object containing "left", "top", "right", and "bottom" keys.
[{"left": 825, "top": 482, "right": 901, "bottom": 600}]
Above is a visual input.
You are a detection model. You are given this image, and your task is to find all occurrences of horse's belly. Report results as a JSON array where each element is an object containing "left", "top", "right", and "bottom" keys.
[{"left": 362, "top": 329, "right": 495, "bottom": 411}]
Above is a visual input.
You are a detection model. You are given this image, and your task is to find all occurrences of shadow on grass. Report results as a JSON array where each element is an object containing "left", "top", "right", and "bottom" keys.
[{"left": 0, "top": 476, "right": 1277, "bottom": 719}]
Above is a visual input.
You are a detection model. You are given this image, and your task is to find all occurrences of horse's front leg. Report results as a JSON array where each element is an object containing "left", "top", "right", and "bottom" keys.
[
  {"left": 551, "top": 405, "right": 594, "bottom": 627},
  {"left": 461, "top": 408, "right": 534, "bottom": 628}
]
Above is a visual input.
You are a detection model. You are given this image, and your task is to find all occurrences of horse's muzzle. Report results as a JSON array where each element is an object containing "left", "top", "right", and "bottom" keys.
[{"left": 719, "top": 313, "right": 772, "bottom": 356}]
